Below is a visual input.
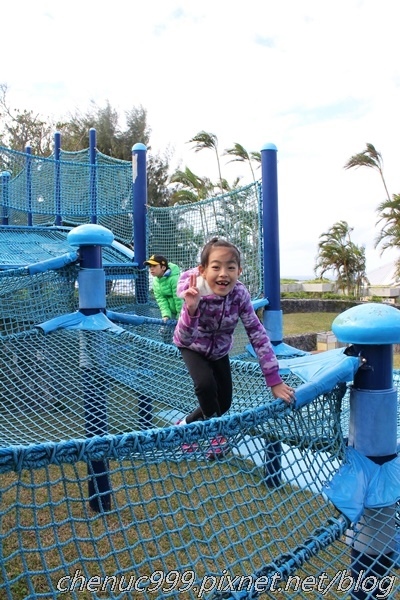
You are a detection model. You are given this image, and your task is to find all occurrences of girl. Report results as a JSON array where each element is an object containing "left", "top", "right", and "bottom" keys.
[{"left": 173, "top": 238, "right": 294, "bottom": 458}]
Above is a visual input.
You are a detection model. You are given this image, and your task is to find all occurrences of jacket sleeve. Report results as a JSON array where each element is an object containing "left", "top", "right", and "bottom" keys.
[
  {"left": 173, "top": 268, "right": 200, "bottom": 346},
  {"left": 153, "top": 279, "right": 172, "bottom": 319},
  {"left": 239, "top": 288, "right": 282, "bottom": 388},
  {"left": 173, "top": 303, "right": 200, "bottom": 346},
  {"left": 169, "top": 271, "right": 184, "bottom": 317}
]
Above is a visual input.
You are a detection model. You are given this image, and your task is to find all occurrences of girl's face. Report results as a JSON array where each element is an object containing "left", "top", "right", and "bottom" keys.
[{"left": 199, "top": 247, "right": 242, "bottom": 296}]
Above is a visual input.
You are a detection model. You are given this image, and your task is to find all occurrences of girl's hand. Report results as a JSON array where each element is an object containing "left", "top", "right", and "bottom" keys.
[
  {"left": 183, "top": 273, "right": 200, "bottom": 316},
  {"left": 271, "top": 382, "right": 295, "bottom": 405}
]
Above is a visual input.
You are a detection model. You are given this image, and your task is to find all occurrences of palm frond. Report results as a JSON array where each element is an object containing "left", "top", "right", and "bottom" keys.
[
  {"left": 223, "top": 142, "right": 249, "bottom": 162},
  {"left": 344, "top": 153, "right": 377, "bottom": 170},
  {"left": 250, "top": 151, "right": 261, "bottom": 164},
  {"left": 187, "top": 131, "right": 218, "bottom": 152}
]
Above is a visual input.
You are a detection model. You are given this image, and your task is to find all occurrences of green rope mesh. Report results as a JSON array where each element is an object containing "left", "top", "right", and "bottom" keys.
[{"left": 0, "top": 147, "right": 398, "bottom": 599}]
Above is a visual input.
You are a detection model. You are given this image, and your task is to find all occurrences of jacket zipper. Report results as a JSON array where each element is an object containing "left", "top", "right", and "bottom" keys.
[{"left": 206, "top": 296, "right": 226, "bottom": 358}]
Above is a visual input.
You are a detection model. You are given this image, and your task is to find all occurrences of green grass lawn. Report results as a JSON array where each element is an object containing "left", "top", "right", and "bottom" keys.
[
  {"left": 284, "top": 312, "right": 400, "bottom": 368},
  {"left": 283, "top": 312, "right": 340, "bottom": 336}
]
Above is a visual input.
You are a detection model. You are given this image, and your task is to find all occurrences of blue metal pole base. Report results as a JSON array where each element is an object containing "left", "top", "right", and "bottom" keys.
[
  {"left": 87, "top": 462, "right": 111, "bottom": 512},
  {"left": 350, "top": 549, "right": 394, "bottom": 599},
  {"left": 84, "top": 371, "right": 112, "bottom": 512},
  {"left": 138, "top": 394, "right": 153, "bottom": 430},
  {"left": 264, "top": 440, "right": 282, "bottom": 487},
  {"left": 135, "top": 270, "right": 149, "bottom": 304}
]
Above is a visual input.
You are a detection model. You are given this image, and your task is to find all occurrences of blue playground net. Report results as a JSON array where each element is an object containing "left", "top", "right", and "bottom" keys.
[{"left": 0, "top": 143, "right": 399, "bottom": 599}]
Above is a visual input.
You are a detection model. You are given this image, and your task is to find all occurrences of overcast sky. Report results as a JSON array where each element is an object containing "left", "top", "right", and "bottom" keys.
[{"left": 2, "top": 0, "right": 400, "bottom": 277}]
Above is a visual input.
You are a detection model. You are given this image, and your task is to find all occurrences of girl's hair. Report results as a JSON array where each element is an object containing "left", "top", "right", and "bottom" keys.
[{"left": 200, "top": 237, "right": 241, "bottom": 267}]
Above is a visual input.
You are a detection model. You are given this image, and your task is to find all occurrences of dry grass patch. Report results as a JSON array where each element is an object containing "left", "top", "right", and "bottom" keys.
[{"left": 0, "top": 455, "right": 346, "bottom": 599}]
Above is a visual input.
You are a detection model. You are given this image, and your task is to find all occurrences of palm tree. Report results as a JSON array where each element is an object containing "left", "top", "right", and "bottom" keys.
[
  {"left": 350, "top": 244, "right": 368, "bottom": 297},
  {"left": 169, "top": 166, "right": 217, "bottom": 240},
  {"left": 315, "top": 220, "right": 367, "bottom": 296},
  {"left": 220, "top": 176, "right": 242, "bottom": 191},
  {"left": 344, "top": 143, "right": 391, "bottom": 202},
  {"left": 187, "top": 131, "right": 224, "bottom": 193},
  {"left": 345, "top": 143, "right": 400, "bottom": 270},
  {"left": 223, "top": 143, "right": 261, "bottom": 182},
  {"left": 375, "top": 193, "right": 400, "bottom": 282},
  {"left": 169, "top": 167, "right": 214, "bottom": 204}
]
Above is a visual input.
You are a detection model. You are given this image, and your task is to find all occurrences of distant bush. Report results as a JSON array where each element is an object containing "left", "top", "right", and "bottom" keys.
[
  {"left": 281, "top": 291, "right": 357, "bottom": 300},
  {"left": 303, "top": 277, "right": 333, "bottom": 283},
  {"left": 281, "top": 292, "right": 308, "bottom": 299}
]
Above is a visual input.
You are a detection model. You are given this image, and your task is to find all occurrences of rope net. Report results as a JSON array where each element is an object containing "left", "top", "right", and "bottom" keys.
[
  {"left": 0, "top": 146, "right": 398, "bottom": 599},
  {"left": 0, "top": 327, "right": 349, "bottom": 599},
  {"left": 0, "top": 147, "right": 133, "bottom": 242},
  {"left": 0, "top": 144, "right": 262, "bottom": 298},
  {"left": 146, "top": 183, "right": 263, "bottom": 299}
]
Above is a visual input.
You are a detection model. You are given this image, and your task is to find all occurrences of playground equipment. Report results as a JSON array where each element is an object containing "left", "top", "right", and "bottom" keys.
[
  {"left": 0, "top": 134, "right": 398, "bottom": 599},
  {"left": 328, "top": 304, "right": 400, "bottom": 599}
]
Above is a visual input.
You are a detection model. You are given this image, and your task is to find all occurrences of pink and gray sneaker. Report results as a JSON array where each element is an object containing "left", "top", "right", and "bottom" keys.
[
  {"left": 176, "top": 419, "right": 199, "bottom": 453},
  {"left": 206, "top": 435, "right": 230, "bottom": 460}
]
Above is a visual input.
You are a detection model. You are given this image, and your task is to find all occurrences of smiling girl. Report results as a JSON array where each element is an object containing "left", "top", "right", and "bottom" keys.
[{"left": 173, "top": 237, "right": 294, "bottom": 458}]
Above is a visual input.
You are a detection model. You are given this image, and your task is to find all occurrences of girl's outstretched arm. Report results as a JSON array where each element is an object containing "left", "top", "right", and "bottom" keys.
[{"left": 271, "top": 382, "right": 295, "bottom": 404}]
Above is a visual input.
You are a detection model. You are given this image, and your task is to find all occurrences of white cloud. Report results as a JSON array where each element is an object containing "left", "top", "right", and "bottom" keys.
[{"left": 2, "top": 0, "right": 400, "bottom": 276}]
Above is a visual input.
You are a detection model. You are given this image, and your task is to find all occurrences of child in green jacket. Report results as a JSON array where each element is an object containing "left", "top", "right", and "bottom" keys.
[{"left": 144, "top": 255, "right": 184, "bottom": 322}]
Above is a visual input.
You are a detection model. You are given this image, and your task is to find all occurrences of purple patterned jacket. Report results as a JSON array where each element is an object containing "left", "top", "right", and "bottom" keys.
[{"left": 173, "top": 268, "right": 282, "bottom": 388}]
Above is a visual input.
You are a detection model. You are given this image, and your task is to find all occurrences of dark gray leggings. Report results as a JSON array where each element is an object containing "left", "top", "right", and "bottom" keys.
[{"left": 179, "top": 348, "right": 233, "bottom": 423}]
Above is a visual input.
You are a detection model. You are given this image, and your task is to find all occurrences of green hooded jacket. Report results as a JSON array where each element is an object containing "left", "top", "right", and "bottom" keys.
[{"left": 152, "top": 262, "right": 184, "bottom": 319}]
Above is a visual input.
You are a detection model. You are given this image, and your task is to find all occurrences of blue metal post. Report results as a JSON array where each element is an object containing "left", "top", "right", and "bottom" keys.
[
  {"left": 1, "top": 171, "right": 10, "bottom": 225},
  {"left": 132, "top": 142, "right": 153, "bottom": 424},
  {"left": 68, "top": 224, "right": 115, "bottom": 512},
  {"left": 261, "top": 143, "right": 283, "bottom": 486},
  {"left": 132, "top": 143, "right": 148, "bottom": 304},
  {"left": 89, "top": 128, "right": 97, "bottom": 224},
  {"left": 26, "top": 145, "right": 33, "bottom": 226},
  {"left": 333, "top": 303, "right": 400, "bottom": 599},
  {"left": 54, "top": 131, "right": 62, "bottom": 226},
  {"left": 261, "top": 143, "right": 282, "bottom": 345}
]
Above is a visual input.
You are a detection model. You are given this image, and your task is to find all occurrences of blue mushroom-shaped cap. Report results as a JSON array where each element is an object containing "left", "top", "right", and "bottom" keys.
[
  {"left": 67, "top": 224, "right": 114, "bottom": 247},
  {"left": 332, "top": 302, "right": 400, "bottom": 345}
]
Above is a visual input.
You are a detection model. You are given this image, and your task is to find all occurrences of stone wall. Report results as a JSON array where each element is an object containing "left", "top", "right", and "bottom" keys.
[
  {"left": 282, "top": 333, "right": 317, "bottom": 352},
  {"left": 279, "top": 299, "right": 400, "bottom": 352},
  {"left": 280, "top": 299, "right": 359, "bottom": 314}
]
